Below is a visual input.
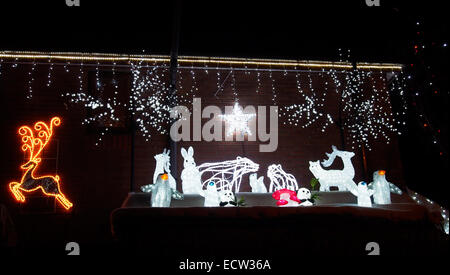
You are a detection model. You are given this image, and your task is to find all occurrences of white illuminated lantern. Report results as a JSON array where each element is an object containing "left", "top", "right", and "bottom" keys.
[
  {"left": 353, "top": 181, "right": 374, "bottom": 207},
  {"left": 368, "top": 170, "right": 403, "bottom": 205},
  {"left": 197, "top": 156, "right": 259, "bottom": 193},
  {"left": 153, "top": 148, "right": 176, "bottom": 190},
  {"left": 249, "top": 173, "right": 267, "bottom": 193},
  {"left": 220, "top": 102, "right": 256, "bottom": 136},
  {"left": 180, "top": 147, "right": 203, "bottom": 194},
  {"left": 267, "top": 164, "right": 299, "bottom": 192},
  {"left": 308, "top": 145, "right": 357, "bottom": 193},
  {"left": 141, "top": 173, "right": 183, "bottom": 207}
]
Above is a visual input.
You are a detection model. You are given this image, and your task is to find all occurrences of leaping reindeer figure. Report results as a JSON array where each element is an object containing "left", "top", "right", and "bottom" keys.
[
  {"left": 9, "top": 117, "right": 73, "bottom": 210},
  {"left": 308, "top": 145, "right": 358, "bottom": 193}
]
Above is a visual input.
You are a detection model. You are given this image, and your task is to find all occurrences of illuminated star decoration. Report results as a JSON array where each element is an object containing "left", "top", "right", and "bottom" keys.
[{"left": 220, "top": 102, "right": 256, "bottom": 136}]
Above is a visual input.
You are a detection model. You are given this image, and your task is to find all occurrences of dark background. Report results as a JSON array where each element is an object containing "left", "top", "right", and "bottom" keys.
[
  {"left": 0, "top": 0, "right": 445, "bottom": 61},
  {"left": 0, "top": 0, "right": 448, "bottom": 256}
]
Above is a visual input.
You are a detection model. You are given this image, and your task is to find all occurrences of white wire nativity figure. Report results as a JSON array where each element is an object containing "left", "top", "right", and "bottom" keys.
[
  {"left": 308, "top": 145, "right": 358, "bottom": 193},
  {"left": 180, "top": 146, "right": 259, "bottom": 193},
  {"left": 267, "top": 164, "right": 299, "bottom": 192}
]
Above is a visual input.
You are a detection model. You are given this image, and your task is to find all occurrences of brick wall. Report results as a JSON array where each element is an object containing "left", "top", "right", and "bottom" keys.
[{"left": 0, "top": 60, "right": 405, "bottom": 244}]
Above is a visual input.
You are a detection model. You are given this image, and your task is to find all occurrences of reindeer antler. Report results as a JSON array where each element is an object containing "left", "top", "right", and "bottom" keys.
[
  {"left": 321, "top": 145, "right": 339, "bottom": 167},
  {"left": 19, "top": 117, "right": 61, "bottom": 163}
]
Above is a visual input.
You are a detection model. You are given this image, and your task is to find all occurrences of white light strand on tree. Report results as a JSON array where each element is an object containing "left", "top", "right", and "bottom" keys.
[
  {"left": 342, "top": 70, "right": 400, "bottom": 150},
  {"left": 63, "top": 61, "right": 172, "bottom": 144},
  {"left": 282, "top": 68, "right": 333, "bottom": 132},
  {"left": 282, "top": 68, "right": 406, "bottom": 149},
  {"left": 130, "top": 61, "right": 172, "bottom": 141}
]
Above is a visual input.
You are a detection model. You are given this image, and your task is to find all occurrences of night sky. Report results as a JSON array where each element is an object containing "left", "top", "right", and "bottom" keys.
[
  {"left": 1, "top": 0, "right": 448, "bottom": 205},
  {"left": 0, "top": 0, "right": 445, "bottom": 62}
]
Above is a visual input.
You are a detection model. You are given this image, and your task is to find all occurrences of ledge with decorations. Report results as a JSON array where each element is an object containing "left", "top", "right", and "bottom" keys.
[{"left": 0, "top": 51, "right": 447, "bottom": 256}]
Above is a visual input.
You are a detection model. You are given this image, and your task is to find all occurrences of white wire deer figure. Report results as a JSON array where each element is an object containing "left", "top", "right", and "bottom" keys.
[
  {"left": 308, "top": 145, "right": 358, "bottom": 193},
  {"left": 180, "top": 146, "right": 259, "bottom": 193},
  {"left": 267, "top": 164, "right": 299, "bottom": 192}
]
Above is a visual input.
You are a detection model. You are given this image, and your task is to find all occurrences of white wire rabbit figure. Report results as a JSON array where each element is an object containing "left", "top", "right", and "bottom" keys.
[{"left": 180, "top": 146, "right": 203, "bottom": 194}]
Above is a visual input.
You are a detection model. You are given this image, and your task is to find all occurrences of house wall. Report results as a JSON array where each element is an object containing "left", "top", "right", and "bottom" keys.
[{"left": 0, "top": 60, "right": 405, "bottom": 249}]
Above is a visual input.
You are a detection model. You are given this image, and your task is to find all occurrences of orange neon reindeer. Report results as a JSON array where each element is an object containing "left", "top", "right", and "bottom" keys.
[{"left": 9, "top": 117, "right": 73, "bottom": 210}]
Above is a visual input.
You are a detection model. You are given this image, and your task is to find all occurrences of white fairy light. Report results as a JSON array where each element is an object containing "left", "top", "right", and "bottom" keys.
[
  {"left": 78, "top": 61, "right": 84, "bottom": 93},
  {"left": 284, "top": 67, "right": 406, "bottom": 150},
  {"left": 407, "top": 189, "right": 449, "bottom": 235},
  {"left": 220, "top": 102, "right": 256, "bottom": 136},
  {"left": 189, "top": 65, "right": 198, "bottom": 100},
  {"left": 46, "top": 59, "right": 54, "bottom": 87},
  {"left": 269, "top": 68, "right": 277, "bottom": 104},
  {"left": 27, "top": 61, "right": 36, "bottom": 99},
  {"left": 282, "top": 68, "right": 333, "bottom": 132},
  {"left": 230, "top": 69, "right": 238, "bottom": 101},
  {"left": 64, "top": 61, "right": 70, "bottom": 73},
  {"left": 64, "top": 61, "right": 172, "bottom": 143},
  {"left": 216, "top": 66, "right": 221, "bottom": 91},
  {"left": 130, "top": 61, "right": 172, "bottom": 140},
  {"left": 255, "top": 69, "right": 261, "bottom": 93},
  {"left": 11, "top": 57, "right": 18, "bottom": 68}
]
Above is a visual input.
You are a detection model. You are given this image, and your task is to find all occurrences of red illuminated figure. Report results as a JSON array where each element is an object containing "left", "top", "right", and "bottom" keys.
[{"left": 9, "top": 117, "right": 73, "bottom": 210}]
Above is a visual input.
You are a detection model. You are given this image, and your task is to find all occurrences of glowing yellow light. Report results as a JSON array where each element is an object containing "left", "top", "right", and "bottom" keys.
[
  {"left": 0, "top": 51, "right": 403, "bottom": 70},
  {"left": 9, "top": 117, "right": 73, "bottom": 210}
]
